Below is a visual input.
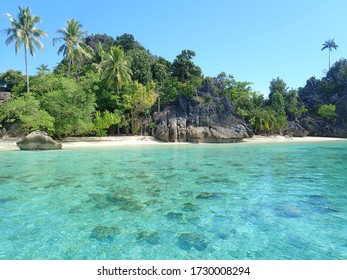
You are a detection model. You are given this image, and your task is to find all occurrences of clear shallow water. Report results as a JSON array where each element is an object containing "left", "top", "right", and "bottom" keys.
[{"left": 0, "top": 142, "right": 346, "bottom": 260}]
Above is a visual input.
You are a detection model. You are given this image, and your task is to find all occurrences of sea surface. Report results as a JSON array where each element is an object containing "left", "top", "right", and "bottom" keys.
[{"left": 0, "top": 141, "right": 346, "bottom": 260}]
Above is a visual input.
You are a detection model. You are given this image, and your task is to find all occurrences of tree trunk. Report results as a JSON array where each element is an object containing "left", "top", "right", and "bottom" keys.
[
  {"left": 328, "top": 51, "right": 331, "bottom": 70},
  {"left": 25, "top": 47, "right": 29, "bottom": 92},
  {"left": 157, "top": 96, "right": 161, "bottom": 112}
]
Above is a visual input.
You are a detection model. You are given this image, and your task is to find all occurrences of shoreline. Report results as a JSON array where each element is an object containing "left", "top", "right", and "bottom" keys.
[{"left": 0, "top": 135, "right": 346, "bottom": 151}]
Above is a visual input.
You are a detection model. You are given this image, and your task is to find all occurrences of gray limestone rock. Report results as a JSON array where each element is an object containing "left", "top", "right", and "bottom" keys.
[
  {"left": 154, "top": 93, "right": 253, "bottom": 143},
  {"left": 16, "top": 131, "right": 62, "bottom": 150}
]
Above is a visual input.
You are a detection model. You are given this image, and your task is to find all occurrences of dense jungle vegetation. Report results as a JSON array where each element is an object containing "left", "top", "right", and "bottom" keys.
[{"left": 1, "top": 7, "right": 346, "bottom": 137}]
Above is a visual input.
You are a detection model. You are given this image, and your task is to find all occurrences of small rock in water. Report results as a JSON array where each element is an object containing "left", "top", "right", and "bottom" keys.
[
  {"left": 0, "top": 197, "right": 16, "bottom": 204},
  {"left": 106, "top": 194, "right": 134, "bottom": 206},
  {"left": 216, "top": 232, "right": 229, "bottom": 240},
  {"left": 196, "top": 192, "right": 222, "bottom": 199},
  {"left": 182, "top": 202, "right": 199, "bottom": 212},
  {"left": 90, "top": 225, "right": 120, "bottom": 242},
  {"left": 176, "top": 232, "right": 208, "bottom": 251},
  {"left": 276, "top": 205, "right": 302, "bottom": 218},
  {"left": 136, "top": 231, "right": 160, "bottom": 245},
  {"left": 165, "top": 212, "right": 183, "bottom": 221}
]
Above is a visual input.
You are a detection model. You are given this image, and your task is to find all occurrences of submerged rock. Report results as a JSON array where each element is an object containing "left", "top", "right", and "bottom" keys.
[
  {"left": 276, "top": 205, "right": 302, "bottom": 218},
  {"left": 196, "top": 192, "right": 223, "bottom": 199},
  {"left": 177, "top": 232, "right": 208, "bottom": 251},
  {"left": 90, "top": 225, "right": 120, "bottom": 242},
  {"left": 165, "top": 212, "right": 184, "bottom": 221},
  {"left": 182, "top": 202, "right": 199, "bottom": 212},
  {"left": 0, "top": 197, "right": 16, "bottom": 204},
  {"left": 16, "top": 131, "right": 62, "bottom": 150},
  {"left": 136, "top": 231, "right": 160, "bottom": 245},
  {"left": 106, "top": 194, "right": 134, "bottom": 206}
]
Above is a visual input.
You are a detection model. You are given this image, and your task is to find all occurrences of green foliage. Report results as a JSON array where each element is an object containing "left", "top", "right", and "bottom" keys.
[
  {"left": 85, "top": 34, "right": 116, "bottom": 51},
  {"left": 100, "top": 46, "right": 132, "bottom": 94},
  {"left": 158, "top": 77, "right": 180, "bottom": 105},
  {"left": 269, "top": 77, "right": 287, "bottom": 100},
  {"left": 78, "top": 70, "right": 101, "bottom": 94},
  {"left": 317, "top": 104, "right": 336, "bottom": 120},
  {"left": 4, "top": 6, "right": 47, "bottom": 92},
  {"left": 114, "top": 33, "right": 144, "bottom": 52},
  {"left": 171, "top": 50, "right": 202, "bottom": 83},
  {"left": 30, "top": 75, "right": 96, "bottom": 136},
  {"left": 285, "top": 89, "right": 307, "bottom": 121},
  {"left": 152, "top": 57, "right": 171, "bottom": 84},
  {"left": 36, "top": 64, "right": 50, "bottom": 76},
  {"left": 0, "top": 70, "right": 25, "bottom": 92},
  {"left": 269, "top": 91, "right": 286, "bottom": 116},
  {"left": 122, "top": 81, "right": 158, "bottom": 134},
  {"left": 179, "top": 77, "right": 202, "bottom": 99},
  {"left": 0, "top": 93, "right": 54, "bottom": 134},
  {"left": 128, "top": 48, "right": 153, "bottom": 84},
  {"left": 227, "top": 80, "right": 255, "bottom": 118},
  {"left": 299, "top": 59, "right": 347, "bottom": 120},
  {"left": 53, "top": 19, "right": 92, "bottom": 77},
  {"left": 93, "top": 110, "right": 121, "bottom": 136}
]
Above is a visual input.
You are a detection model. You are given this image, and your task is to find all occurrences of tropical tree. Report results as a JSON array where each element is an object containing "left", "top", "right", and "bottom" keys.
[
  {"left": 36, "top": 64, "right": 50, "bottom": 75},
  {"left": 171, "top": 50, "right": 202, "bottom": 83},
  {"left": 100, "top": 46, "right": 132, "bottom": 94},
  {"left": 128, "top": 48, "right": 153, "bottom": 85},
  {"left": 0, "top": 70, "right": 25, "bottom": 91},
  {"left": 4, "top": 7, "right": 47, "bottom": 92},
  {"left": 53, "top": 19, "right": 92, "bottom": 76},
  {"left": 321, "top": 39, "right": 338, "bottom": 70}
]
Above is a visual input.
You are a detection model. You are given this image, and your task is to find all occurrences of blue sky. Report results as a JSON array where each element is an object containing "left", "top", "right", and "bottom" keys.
[{"left": 1, "top": 0, "right": 347, "bottom": 95}]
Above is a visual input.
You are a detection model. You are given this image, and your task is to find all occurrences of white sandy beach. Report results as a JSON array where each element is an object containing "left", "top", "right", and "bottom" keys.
[{"left": 0, "top": 135, "right": 346, "bottom": 151}]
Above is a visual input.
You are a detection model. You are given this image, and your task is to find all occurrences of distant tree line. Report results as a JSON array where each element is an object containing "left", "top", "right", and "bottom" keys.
[{"left": 0, "top": 7, "right": 345, "bottom": 137}]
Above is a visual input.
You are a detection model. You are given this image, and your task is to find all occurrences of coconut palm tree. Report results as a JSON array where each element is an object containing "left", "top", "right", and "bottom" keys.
[
  {"left": 36, "top": 64, "right": 50, "bottom": 75},
  {"left": 91, "top": 42, "right": 105, "bottom": 74},
  {"left": 321, "top": 39, "right": 338, "bottom": 70},
  {"left": 4, "top": 6, "right": 48, "bottom": 92},
  {"left": 100, "top": 46, "right": 132, "bottom": 94},
  {"left": 53, "top": 19, "right": 91, "bottom": 76}
]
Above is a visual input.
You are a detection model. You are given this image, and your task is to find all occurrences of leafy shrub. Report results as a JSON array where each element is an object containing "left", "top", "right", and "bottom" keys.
[
  {"left": 0, "top": 93, "right": 54, "bottom": 134},
  {"left": 93, "top": 110, "right": 121, "bottom": 136},
  {"left": 317, "top": 104, "right": 336, "bottom": 120}
]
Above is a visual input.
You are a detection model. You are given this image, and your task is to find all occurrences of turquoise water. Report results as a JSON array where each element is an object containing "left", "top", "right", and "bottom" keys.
[{"left": 0, "top": 141, "right": 346, "bottom": 260}]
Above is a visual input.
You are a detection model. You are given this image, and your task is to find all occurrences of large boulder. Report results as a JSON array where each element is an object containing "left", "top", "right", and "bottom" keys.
[
  {"left": 153, "top": 92, "right": 253, "bottom": 143},
  {"left": 284, "top": 121, "right": 309, "bottom": 137},
  {"left": 300, "top": 116, "right": 347, "bottom": 137},
  {"left": 0, "top": 128, "right": 6, "bottom": 139},
  {"left": 17, "top": 131, "right": 62, "bottom": 150}
]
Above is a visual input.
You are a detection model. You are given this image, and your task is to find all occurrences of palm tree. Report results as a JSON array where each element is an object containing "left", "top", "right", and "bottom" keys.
[
  {"left": 4, "top": 6, "right": 47, "bottom": 92},
  {"left": 321, "top": 39, "right": 338, "bottom": 70},
  {"left": 36, "top": 64, "right": 50, "bottom": 75},
  {"left": 53, "top": 19, "right": 91, "bottom": 76},
  {"left": 100, "top": 46, "right": 132, "bottom": 94},
  {"left": 91, "top": 42, "right": 105, "bottom": 74}
]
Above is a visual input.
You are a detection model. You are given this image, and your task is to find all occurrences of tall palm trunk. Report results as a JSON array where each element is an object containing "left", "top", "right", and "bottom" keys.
[
  {"left": 24, "top": 47, "right": 29, "bottom": 92},
  {"left": 328, "top": 51, "right": 331, "bottom": 70}
]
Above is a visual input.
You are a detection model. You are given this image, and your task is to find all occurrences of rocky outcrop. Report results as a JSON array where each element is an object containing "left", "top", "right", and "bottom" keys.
[
  {"left": 0, "top": 128, "right": 6, "bottom": 139},
  {"left": 300, "top": 116, "right": 347, "bottom": 137},
  {"left": 336, "top": 95, "right": 347, "bottom": 125},
  {"left": 16, "top": 131, "right": 62, "bottom": 150},
  {"left": 284, "top": 121, "right": 308, "bottom": 137},
  {"left": 0, "top": 92, "right": 12, "bottom": 105},
  {"left": 153, "top": 92, "right": 253, "bottom": 143}
]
